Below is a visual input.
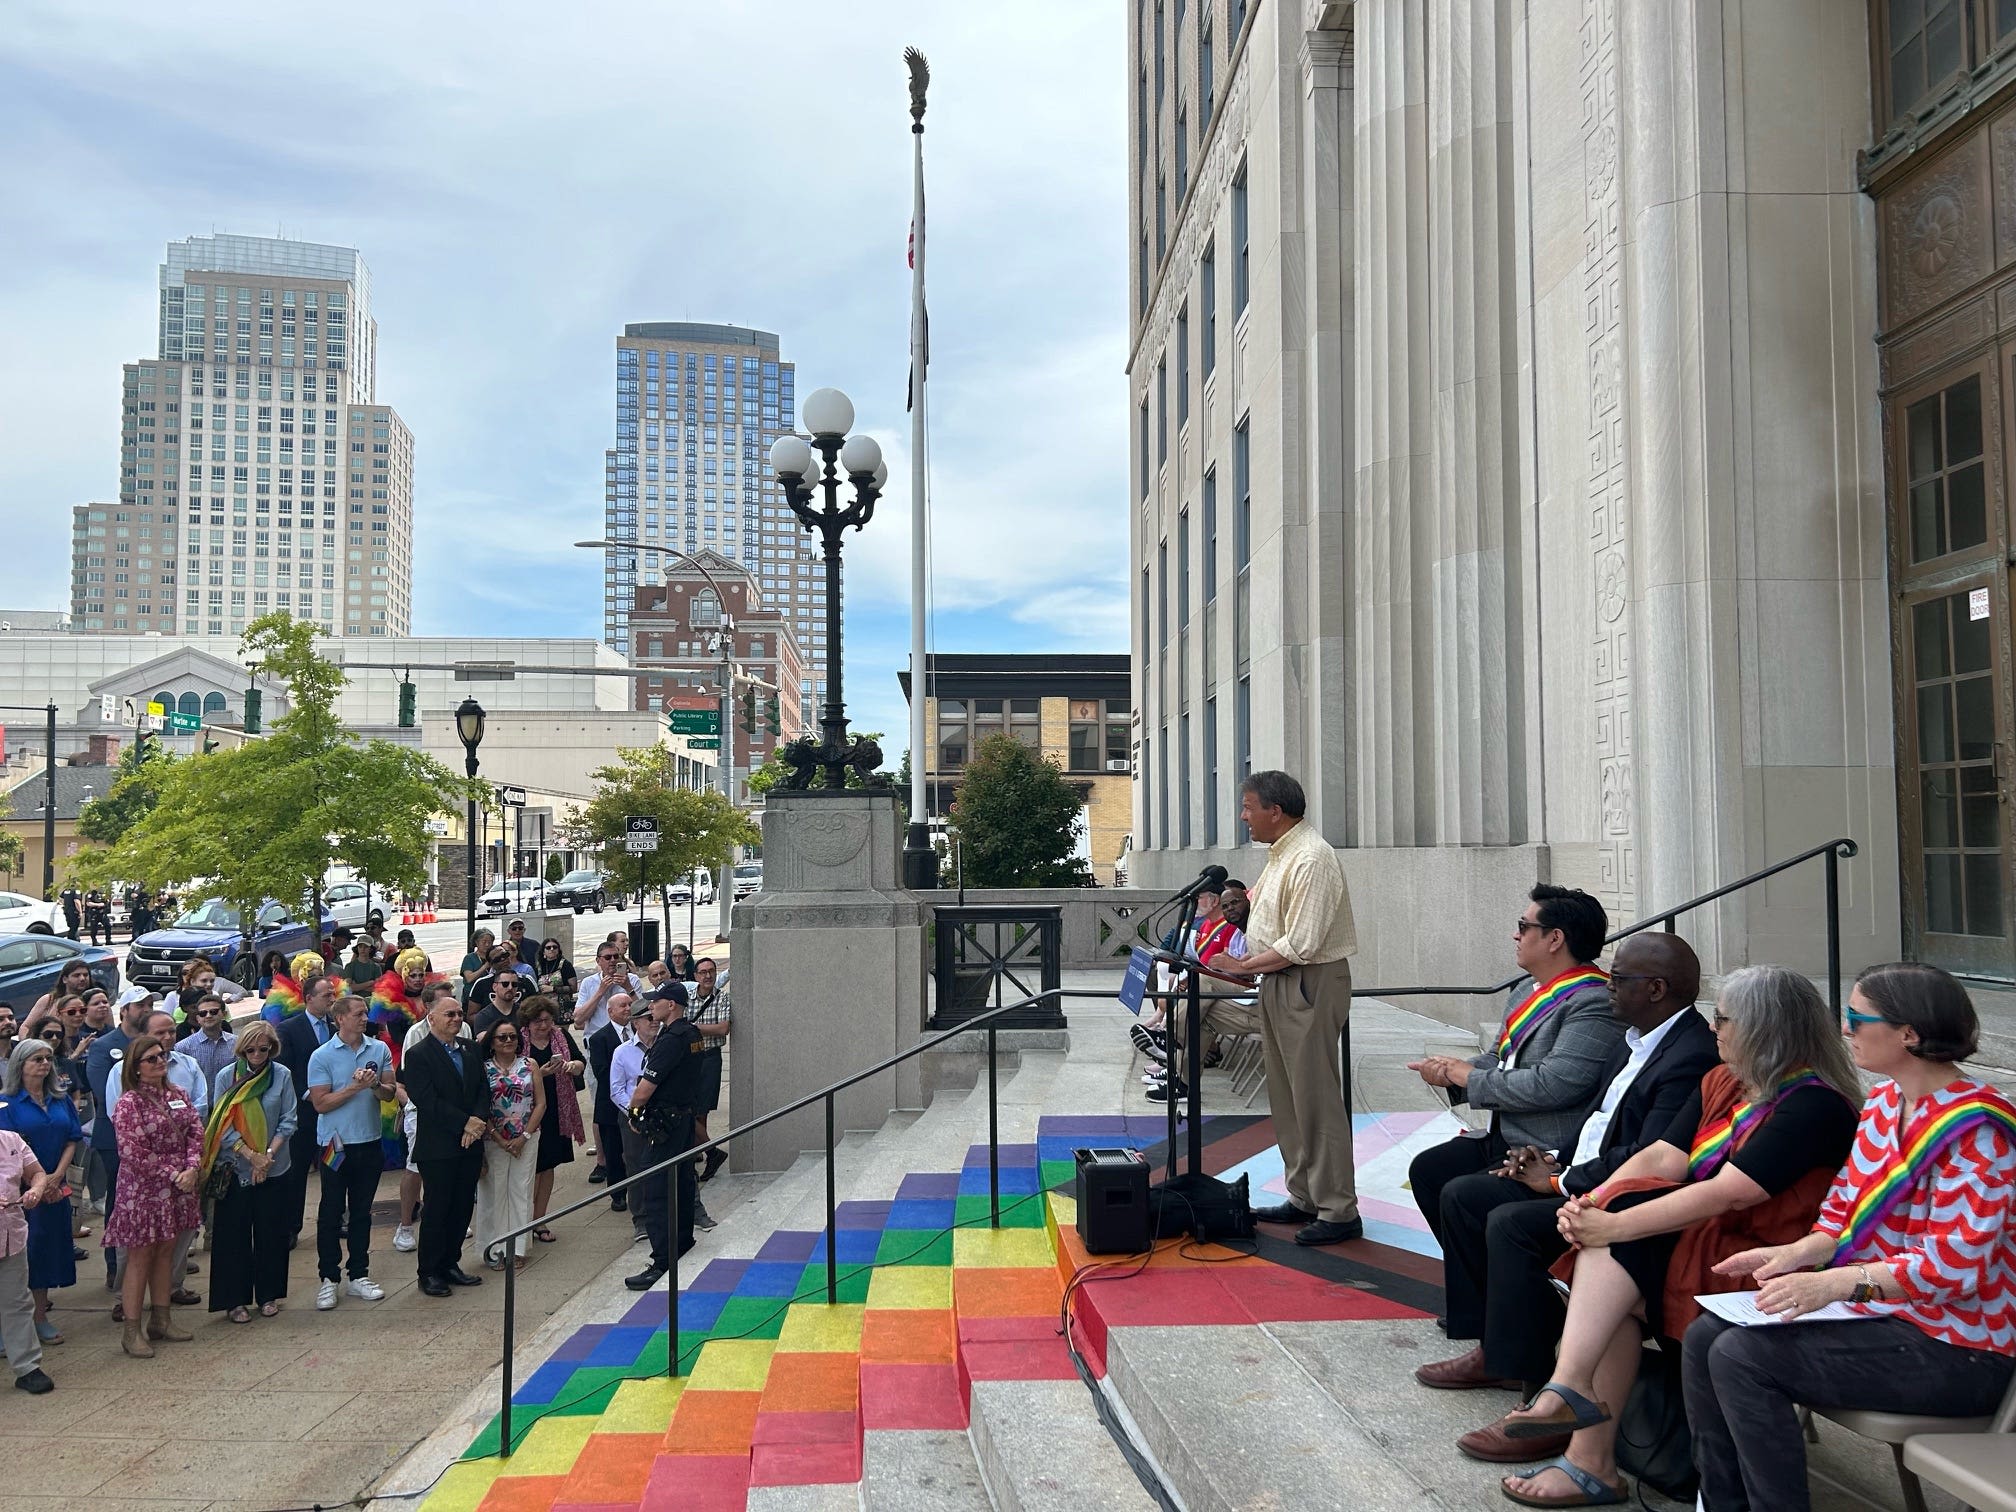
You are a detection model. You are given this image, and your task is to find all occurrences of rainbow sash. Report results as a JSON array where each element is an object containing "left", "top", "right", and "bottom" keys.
[
  {"left": 1833, "top": 1088, "right": 2016, "bottom": 1261},
  {"left": 1495, "top": 967, "right": 1608, "bottom": 1059},
  {"left": 260, "top": 973, "right": 304, "bottom": 1024},
  {"left": 1687, "top": 1070, "right": 1828, "bottom": 1177}
]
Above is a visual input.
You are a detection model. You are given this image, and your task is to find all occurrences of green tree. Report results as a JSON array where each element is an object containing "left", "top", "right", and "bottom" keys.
[
  {"left": 0, "top": 829, "right": 22, "bottom": 881},
  {"left": 948, "top": 733, "right": 1093, "bottom": 888},
  {"left": 71, "top": 613, "right": 473, "bottom": 967},
  {"left": 77, "top": 740, "right": 173, "bottom": 847},
  {"left": 565, "top": 744, "right": 759, "bottom": 902},
  {"left": 544, "top": 853, "right": 566, "bottom": 884}
]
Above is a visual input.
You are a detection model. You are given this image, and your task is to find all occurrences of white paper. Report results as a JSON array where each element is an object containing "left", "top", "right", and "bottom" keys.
[{"left": 1695, "top": 1290, "right": 1874, "bottom": 1327}]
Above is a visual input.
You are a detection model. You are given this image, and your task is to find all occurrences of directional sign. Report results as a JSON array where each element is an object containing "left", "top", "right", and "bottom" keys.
[
  {"left": 497, "top": 784, "right": 528, "bottom": 807},
  {"left": 164, "top": 711, "right": 201, "bottom": 732},
  {"left": 668, "top": 709, "right": 722, "bottom": 735},
  {"left": 687, "top": 737, "right": 721, "bottom": 750},
  {"left": 624, "top": 815, "right": 660, "bottom": 853},
  {"left": 100, "top": 694, "right": 117, "bottom": 724}
]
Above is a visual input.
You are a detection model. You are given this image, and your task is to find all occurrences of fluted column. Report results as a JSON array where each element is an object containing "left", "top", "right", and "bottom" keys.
[
  {"left": 1427, "top": 0, "right": 1524, "bottom": 845},
  {"left": 1353, "top": 0, "right": 1435, "bottom": 845}
]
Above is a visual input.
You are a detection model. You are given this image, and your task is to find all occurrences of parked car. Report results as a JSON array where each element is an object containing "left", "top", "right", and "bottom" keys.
[
  {"left": 732, "top": 862, "right": 763, "bottom": 900},
  {"left": 478, "top": 878, "right": 547, "bottom": 918},
  {"left": 323, "top": 879, "right": 388, "bottom": 932},
  {"left": 125, "top": 897, "right": 333, "bottom": 991},
  {"left": 0, "top": 890, "right": 64, "bottom": 934},
  {"left": 665, "top": 869, "right": 715, "bottom": 906},
  {"left": 0, "top": 933, "right": 120, "bottom": 1005},
  {"left": 546, "top": 869, "right": 611, "bottom": 914}
]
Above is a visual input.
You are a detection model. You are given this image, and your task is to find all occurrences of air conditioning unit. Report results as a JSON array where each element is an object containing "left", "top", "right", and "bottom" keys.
[{"left": 1105, "top": 759, "right": 1132, "bottom": 773}]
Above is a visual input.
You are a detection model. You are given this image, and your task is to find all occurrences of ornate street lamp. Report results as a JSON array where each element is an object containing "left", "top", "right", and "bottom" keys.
[
  {"left": 770, "top": 388, "right": 890, "bottom": 790},
  {"left": 456, "top": 697, "right": 486, "bottom": 948}
]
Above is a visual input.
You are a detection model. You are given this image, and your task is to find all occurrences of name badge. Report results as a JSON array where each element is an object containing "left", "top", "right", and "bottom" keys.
[{"left": 168, "top": 1098, "right": 189, "bottom": 1110}]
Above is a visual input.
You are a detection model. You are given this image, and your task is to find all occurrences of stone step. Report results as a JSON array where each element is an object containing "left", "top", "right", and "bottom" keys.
[
  {"left": 968, "top": 1378, "right": 1157, "bottom": 1512},
  {"left": 745, "top": 1484, "right": 861, "bottom": 1512},
  {"left": 859, "top": 1429, "right": 993, "bottom": 1511}
]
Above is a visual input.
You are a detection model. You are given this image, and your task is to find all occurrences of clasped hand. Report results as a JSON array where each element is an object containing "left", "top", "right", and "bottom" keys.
[
  {"left": 1555, "top": 1194, "right": 1621, "bottom": 1247},
  {"left": 1712, "top": 1245, "right": 1853, "bottom": 1319}
]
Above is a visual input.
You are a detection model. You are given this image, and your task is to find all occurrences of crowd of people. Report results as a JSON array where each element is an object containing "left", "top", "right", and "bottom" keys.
[
  {"left": 54, "top": 884, "right": 176, "bottom": 945},
  {"left": 0, "top": 918, "right": 733, "bottom": 1392}
]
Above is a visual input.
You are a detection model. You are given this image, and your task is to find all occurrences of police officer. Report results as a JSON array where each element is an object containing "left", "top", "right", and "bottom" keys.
[
  {"left": 82, "top": 889, "right": 108, "bottom": 946},
  {"left": 127, "top": 884, "right": 154, "bottom": 940},
  {"left": 623, "top": 982, "right": 704, "bottom": 1291},
  {"left": 59, "top": 884, "right": 81, "bottom": 941}
]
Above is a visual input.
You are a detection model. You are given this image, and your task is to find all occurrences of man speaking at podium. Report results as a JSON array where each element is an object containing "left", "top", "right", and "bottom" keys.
[{"left": 1231, "top": 771, "right": 1361, "bottom": 1247}]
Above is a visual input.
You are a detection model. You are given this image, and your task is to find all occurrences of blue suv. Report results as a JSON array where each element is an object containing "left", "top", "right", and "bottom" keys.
[{"left": 125, "top": 897, "right": 333, "bottom": 991}]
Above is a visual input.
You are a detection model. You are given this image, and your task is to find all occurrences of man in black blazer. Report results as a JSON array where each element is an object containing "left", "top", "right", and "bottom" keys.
[
  {"left": 585, "top": 990, "right": 633, "bottom": 1208},
  {"left": 403, "top": 995, "right": 491, "bottom": 1295},
  {"left": 276, "top": 972, "right": 340, "bottom": 1248},
  {"left": 1415, "top": 933, "right": 1720, "bottom": 1414}
]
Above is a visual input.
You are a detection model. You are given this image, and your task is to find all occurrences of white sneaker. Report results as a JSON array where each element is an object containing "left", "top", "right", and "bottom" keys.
[
  {"left": 392, "top": 1224, "right": 417, "bottom": 1252},
  {"left": 315, "top": 1280, "right": 339, "bottom": 1311},
  {"left": 345, "top": 1277, "right": 385, "bottom": 1301}
]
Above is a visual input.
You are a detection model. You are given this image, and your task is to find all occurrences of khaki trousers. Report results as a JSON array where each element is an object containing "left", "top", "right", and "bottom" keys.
[{"left": 1258, "top": 957, "right": 1358, "bottom": 1222}]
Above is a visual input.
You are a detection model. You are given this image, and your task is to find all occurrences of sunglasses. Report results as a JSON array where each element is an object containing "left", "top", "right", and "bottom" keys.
[
  {"left": 1514, "top": 918, "right": 1549, "bottom": 935},
  {"left": 243, "top": 1045, "right": 273, "bottom": 1056},
  {"left": 137, "top": 1051, "right": 167, "bottom": 1065},
  {"left": 493, "top": 1034, "right": 519, "bottom": 1045},
  {"left": 1843, "top": 1004, "right": 1894, "bottom": 1034},
  {"left": 195, "top": 1009, "right": 221, "bottom": 1018}
]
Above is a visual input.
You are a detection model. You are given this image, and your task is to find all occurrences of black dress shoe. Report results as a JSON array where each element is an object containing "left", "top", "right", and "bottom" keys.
[
  {"left": 700, "top": 1148, "right": 727, "bottom": 1183},
  {"left": 418, "top": 1275, "right": 453, "bottom": 1298},
  {"left": 610, "top": 1195, "right": 628, "bottom": 1213},
  {"left": 443, "top": 1267, "right": 484, "bottom": 1287},
  {"left": 624, "top": 1266, "right": 665, "bottom": 1291},
  {"left": 14, "top": 1368, "right": 54, "bottom": 1394},
  {"left": 587, "top": 1167, "right": 607, "bottom": 1185},
  {"left": 1294, "top": 1217, "right": 1365, "bottom": 1246},
  {"left": 1252, "top": 1201, "right": 1318, "bottom": 1225}
]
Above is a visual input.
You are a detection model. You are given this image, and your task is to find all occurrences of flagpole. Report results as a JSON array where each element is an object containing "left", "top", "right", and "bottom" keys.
[{"left": 902, "top": 47, "right": 938, "bottom": 890}]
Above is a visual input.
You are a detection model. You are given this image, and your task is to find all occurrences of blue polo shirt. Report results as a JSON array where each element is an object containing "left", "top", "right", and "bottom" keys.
[{"left": 305, "top": 1034, "right": 394, "bottom": 1149}]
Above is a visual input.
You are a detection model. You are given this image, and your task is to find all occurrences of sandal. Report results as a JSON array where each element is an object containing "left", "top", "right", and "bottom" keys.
[
  {"left": 34, "top": 1318, "right": 63, "bottom": 1345},
  {"left": 228, "top": 1306, "right": 253, "bottom": 1324},
  {"left": 260, "top": 1301, "right": 282, "bottom": 1317},
  {"left": 1504, "top": 1382, "right": 1611, "bottom": 1440},
  {"left": 1500, "top": 1456, "right": 1626, "bottom": 1507},
  {"left": 532, "top": 1226, "right": 557, "bottom": 1243}
]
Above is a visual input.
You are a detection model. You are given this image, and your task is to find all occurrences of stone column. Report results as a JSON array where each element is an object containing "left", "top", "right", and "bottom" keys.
[
  {"left": 1301, "top": 25, "right": 1356, "bottom": 842},
  {"left": 1353, "top": 0, "right": 1435, "bottom": 845},
  {"left": 1427, "top": 0, "right": 1524, "bottom": 845}
]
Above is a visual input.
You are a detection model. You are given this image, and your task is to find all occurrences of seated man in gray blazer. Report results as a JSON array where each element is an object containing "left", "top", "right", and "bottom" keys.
[{"left": 1405, "top": 885, "right": 1626, "bottom": 1253}]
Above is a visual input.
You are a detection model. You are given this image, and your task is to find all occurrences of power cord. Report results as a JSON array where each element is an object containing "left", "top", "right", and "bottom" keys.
[{"left": 255, "top": 1190, "right": 1045, "bottom": 1512}]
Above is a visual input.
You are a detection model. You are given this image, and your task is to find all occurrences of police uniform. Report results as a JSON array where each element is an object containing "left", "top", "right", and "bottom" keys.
[
  {"left": 632, "top": 1016, "right": 706, "bottom": 1269},
  {"left": 59, "top": 886, "right": 81, "bottom": 940}
]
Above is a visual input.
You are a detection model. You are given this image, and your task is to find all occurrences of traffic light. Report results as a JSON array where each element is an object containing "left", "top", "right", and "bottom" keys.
[
  {"left": 765, "top": 695, "right": 780, "bottom": 735},
  {"left": 244, "top": 686, "right": 263, "bottom": 734},
  {"left": 201, "top": 734, "right": 218, "bottom": 754},
  {"left": 398, "top": 679, "right": 417, "bottom": 728},
  {"left": 135, "top": 729, "right": 157, "bottom": 762},
  {"left": 742, "top": 686, "right": 758, "bottom": 735}
]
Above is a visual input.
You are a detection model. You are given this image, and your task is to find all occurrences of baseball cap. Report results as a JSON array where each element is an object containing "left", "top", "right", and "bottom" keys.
[
  {"left": 115, "top": 985, "right": 159, "bottom": 1010},
  {"left": 646, "top": 981, "right": 690, "bottom": 1008}
]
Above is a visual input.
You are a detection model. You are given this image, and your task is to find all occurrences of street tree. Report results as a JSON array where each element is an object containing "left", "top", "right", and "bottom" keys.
[
  {"left": 70, "top": 613, "right": 473, "bottom": 971},
  {"left": 544, "top": 853, "right": 566, "bottom": 884},
  {"left": 0, "top": 830, "right": 22, "bottom": 881},
  {"left": 77, "top": 740, "right": 173, "bottom": 847},
  {"left": 947, "top": 733, "right": 1093, "bottom": 888}
]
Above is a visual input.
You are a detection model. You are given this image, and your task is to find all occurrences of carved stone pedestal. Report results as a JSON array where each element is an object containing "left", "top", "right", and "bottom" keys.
[{"left": 726, "top": 788, "right": 928, "bottom": 1172}]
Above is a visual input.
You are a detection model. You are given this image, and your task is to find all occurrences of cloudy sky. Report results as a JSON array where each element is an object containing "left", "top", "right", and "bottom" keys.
[{"left": 0, "top": 0, "right": 1128, "bottom": 752}]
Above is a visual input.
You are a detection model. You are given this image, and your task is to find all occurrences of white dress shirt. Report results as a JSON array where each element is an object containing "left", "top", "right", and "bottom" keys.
[{"left": 1567, "top": 1012, "right": 1684, "bottom": 1168}]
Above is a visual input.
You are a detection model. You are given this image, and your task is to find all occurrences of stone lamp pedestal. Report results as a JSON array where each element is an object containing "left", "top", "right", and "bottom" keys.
[{"left": 726, "top": 788, "right": 928, "bottom": 1172}]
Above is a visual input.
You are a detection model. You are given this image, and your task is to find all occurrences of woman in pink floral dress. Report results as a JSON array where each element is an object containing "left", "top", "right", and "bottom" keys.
[{"left": 104, "top": 1035, "right": 204, "bottom": 1357}]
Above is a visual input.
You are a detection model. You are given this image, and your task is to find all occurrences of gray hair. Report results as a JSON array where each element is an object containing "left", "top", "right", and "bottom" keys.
[
  {"left": 1715, "top": 965, "right": 1860, "bottom": 1099},
  {"left": 3, "top": 1037, "right": 57, "bottom": 1097},
  {"left": 1239, "top": 769, "right": 1307, "bottom": 819}
]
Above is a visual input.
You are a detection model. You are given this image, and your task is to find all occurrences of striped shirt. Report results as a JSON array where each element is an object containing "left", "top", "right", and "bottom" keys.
[
  {"left": 1814, "top": 1078, "right": 2016, "bottom": 1354},
  {"left": 1246, "top": 818, "right": 1356, "bottom": 965}
]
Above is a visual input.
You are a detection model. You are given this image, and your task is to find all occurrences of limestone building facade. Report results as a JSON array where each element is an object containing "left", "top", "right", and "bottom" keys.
[{"left": 1127, "top": 1, "right": 1953, "bottom": 991}]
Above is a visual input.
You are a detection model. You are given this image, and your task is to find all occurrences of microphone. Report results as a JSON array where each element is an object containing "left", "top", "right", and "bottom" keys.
[{"left": 1173, "top": 864, "right": 1229, "bottom": 904}]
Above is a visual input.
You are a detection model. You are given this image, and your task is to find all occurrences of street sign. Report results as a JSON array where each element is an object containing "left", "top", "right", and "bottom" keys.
[
  {"left": 624, "top": 814, "right": 660, "bottom": 853},
  {"left": 146, "top": 700, "right": 166, "bottom": 718},
  {"left": 668, "top": 709, "right": 722, "bottom": 735},
  {"left": 164, "top": 711, "right": 201, "bottom": 732},
  {"left": 497, "top": 784, "right": 528, "bottom": 806},
  {"left": 100, "top": 694, "right": 117, "bottom": 724},
  {"left": 687, "top": 737, "right": 721, "bottom": 750},
  {"left": 425, "top": 817, "right": 452, "bottom": 836}
]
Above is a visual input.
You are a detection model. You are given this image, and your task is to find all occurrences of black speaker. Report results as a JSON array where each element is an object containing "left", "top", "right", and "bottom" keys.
[{"left": 1074, "top": 1147, "right": 1151, "bottom": 1255}]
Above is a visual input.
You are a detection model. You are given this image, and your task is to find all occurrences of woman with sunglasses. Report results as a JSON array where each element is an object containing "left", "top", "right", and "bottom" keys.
[
  {"left": 472, "top": 1018, "right": 543, "bottom": 1271},
  {"left": 200, "top": 1021, "right": 296, "bottom": 1323},
  {"left": 102, "top": 1034, "right": 204, "bottom": 1356},
  {"left": 1684, "top": 963, "right": 2016, "bottom": 1512},
  {"left": 0, "top": 1039, "right": 84, "bottom": 1345},
  {"left": 1488, "top": 966, "right": 1860, "bottom": 1508},
  {"left": 27, "top": 960, "right": 95, "bottom": 1025},
  {"left": 534, "top": 940, "right": 577, "bottom": 999}
]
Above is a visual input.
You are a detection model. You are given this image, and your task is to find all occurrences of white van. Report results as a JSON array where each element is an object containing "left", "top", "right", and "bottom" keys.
[{"left": 666, "top": 868, "right": 715, "bottom": 905}]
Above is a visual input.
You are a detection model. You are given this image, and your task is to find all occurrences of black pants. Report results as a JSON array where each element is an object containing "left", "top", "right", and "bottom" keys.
[
  {"left": 209, "top": 1176, "right": 291, "bottom": 1309},
  {"left": 596, "top": 1113, "right": 628, "bottom": 1195},
  {"left": 1435, "top": 1169, "right": 1573, "bottom": 1382},
  {"left": 1684, "top": 1313, "right": 2015, "bottom": 1512},
  {"left": 1408, "top": 1130, "right": 1508, "bottom": 1250},
  {"left": 316, "top": 1142, "right": 384, "bottom": 1282},
  {"left": 98, "top": 1145, "right": 121, "bottom": 1281},
  {"left": 283, "top": 1118, "right": 320, "bottom": 1241},
  {"left": 633, "top": 1113, "right": 696, "bottom": 1270},
  {"left": 416, "top": 1148, "right": 483, "bottom": 1281}
]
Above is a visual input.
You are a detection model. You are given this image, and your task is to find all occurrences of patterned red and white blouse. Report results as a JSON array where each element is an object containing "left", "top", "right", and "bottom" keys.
[{"left": 1813, "top": 1077, "right": 2016, "bottom": 1354}]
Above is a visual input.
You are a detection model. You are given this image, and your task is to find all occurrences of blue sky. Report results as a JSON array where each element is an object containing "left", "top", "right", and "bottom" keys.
[{"left": 0, "top": 1, "right": 1129, "bottom": 753}]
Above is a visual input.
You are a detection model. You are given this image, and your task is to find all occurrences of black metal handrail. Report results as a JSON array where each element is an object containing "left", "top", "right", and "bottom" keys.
[{"left": 492, "top": 987, "right": 1051, "bottom": 1456}]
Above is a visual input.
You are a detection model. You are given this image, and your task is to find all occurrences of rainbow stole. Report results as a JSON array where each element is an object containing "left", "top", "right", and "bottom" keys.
[
  {"left": 369, "top": 977, "right": 413, "bottom": 1029},
  {"left": 260, "top": 973, "right": 304, "bottom": 1024},
  {"left": 1495, "top": 967, "right": 1608, "bottom": 1060},
  {"left": 1833, "top": 1088, "right": 2016, "bottom": 1261},
  {"left": 1687, "top": 1071, "right": 1827, "bottom": 1177}
]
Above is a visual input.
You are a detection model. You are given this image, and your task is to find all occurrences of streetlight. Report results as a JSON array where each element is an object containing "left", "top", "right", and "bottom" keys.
[
  {"left": 770, "top": 387, "right": 887, "bottom": 790},
  {"left": 456, "top": 697, "right": 486, "bottom": 949}
]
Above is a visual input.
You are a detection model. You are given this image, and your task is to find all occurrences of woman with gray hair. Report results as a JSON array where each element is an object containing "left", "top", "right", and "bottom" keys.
[
  {"left": 1475, "top": 965, "right": 1862, "bottom": 1507},
  {"left": 0, "top": 1037, "right": 85, "bottom": 1344}
]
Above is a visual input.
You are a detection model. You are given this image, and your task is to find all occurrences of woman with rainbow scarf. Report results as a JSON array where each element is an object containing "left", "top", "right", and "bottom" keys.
[
  {"left": 200, "top": 1019, "right": 297, "bottom": 1323},
  {"left": 1682, "top": 963, "right": 2016, "bottom": 1512},
  {"left": 1483, "top": 966, "right": 1860, "bottom": 1508}
]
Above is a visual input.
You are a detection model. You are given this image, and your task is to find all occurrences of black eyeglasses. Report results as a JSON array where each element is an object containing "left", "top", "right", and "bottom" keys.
[
  {"left": 1514, "top": 918, "right": 1548, "bottom": 935},
  {"left": 492, "top": 1034, "right": 519, "bottom": 1045},
  {"left": 243, "top": 1045, "right": 273, "bottom": 1056},
  {"left": 136, "top": 1051, "right": 167, "bottom": 1065},
  {"left": 1608, "top": 972, "right": 1665, "bottom": 986}
]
